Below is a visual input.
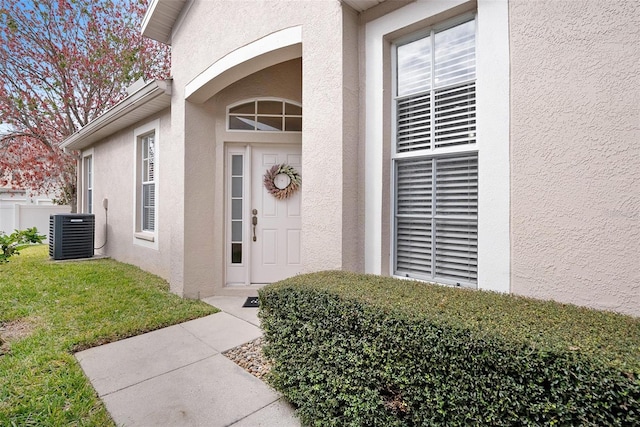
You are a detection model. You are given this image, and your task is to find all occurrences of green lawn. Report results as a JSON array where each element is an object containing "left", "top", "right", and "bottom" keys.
[{"left": 0, "top": 245, "right": 218, "bottom": 426}]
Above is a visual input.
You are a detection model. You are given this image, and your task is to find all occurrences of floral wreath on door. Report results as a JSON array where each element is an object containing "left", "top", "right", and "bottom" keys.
[{"left": 263, "top": 164, "right": 301, "bottom": 200}]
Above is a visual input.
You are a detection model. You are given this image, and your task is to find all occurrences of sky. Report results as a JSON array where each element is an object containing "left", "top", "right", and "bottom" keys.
[{"left": 0, "top": 123, "right": 12, "bottom": 135}]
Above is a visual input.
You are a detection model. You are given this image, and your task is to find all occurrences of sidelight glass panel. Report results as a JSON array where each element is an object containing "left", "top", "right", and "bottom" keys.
[
  {"left": 230, "top": 154, "right": 244, "bottom": 264},
  {"left": 231, "top": 243, "right": 242, "bottom": 264},
  {"left": 232, "top": 177, "right": 242, "bottom": 198},
  {"left": 232, "top": 199, "right": 242, "bottom": 220},
  {"left": 232, "top": 221, "right": 242, "bottom": 242},
  {"left": 232, "top": 155, "right": 243, "bottom": 175}
]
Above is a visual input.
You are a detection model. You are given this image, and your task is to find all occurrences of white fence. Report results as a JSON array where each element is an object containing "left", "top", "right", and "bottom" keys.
[{"left": 0, "top": 194, "right": 70, "bottom": 242}]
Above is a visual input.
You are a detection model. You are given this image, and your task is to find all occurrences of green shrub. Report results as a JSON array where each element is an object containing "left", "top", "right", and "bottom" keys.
[
  {"left": 0, "top": 227, "right": 46, "bottom": 262},
  {"left": 259, "top": 271, "right": 640, "bottom": 426},
  {"left": 20, "top": 226, "right": 46, "bottom": 244}
]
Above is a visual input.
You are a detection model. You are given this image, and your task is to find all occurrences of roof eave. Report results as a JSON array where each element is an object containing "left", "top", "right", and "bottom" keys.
[
  {"left": 141, "top": 0, "right": 188, "bottom": 45},
  {"left": 61, "top": 79, "right": 172, "bottom": 152},
  {"left": 341, "top": 0, "right": 388, "bottom": 12}
]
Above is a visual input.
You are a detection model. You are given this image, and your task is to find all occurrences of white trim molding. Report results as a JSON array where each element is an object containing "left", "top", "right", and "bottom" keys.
[
  {"left": 185, "top": 26, "right": 302, "bottom": 104},
  {"left": 475, "top": 0, "right": 510, "bottom": 293}
]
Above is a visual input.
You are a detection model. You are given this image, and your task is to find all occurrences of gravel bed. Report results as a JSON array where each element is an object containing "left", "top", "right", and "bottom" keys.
[{"left": 222, "top": 337, "right": 272, "bottom": 380}]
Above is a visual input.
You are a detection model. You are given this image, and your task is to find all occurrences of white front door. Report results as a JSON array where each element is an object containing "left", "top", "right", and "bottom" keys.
[
  {"left": 225, "top": 144, "right": 302, "bottom": 286},
  {"left": 249, "top": 145, "right": 302, "bottom": 284}
]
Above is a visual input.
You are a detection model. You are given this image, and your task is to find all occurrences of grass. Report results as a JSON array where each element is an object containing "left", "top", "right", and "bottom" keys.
[{"left": 0, "top": 245, "right": 218, "bottom": 426}]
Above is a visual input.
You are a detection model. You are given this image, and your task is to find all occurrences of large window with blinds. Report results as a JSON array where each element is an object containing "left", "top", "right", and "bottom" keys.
[{"left": 393, "top": 17, "right": 478, "bottom": 287}]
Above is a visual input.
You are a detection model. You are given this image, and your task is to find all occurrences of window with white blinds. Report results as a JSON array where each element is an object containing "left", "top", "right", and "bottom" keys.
[
  {"left": 393, "top": 17, "right": 478, "bottom": 287},
  {"left": 141, "top": 133, "right": 156, "bottom": 232},
  {"left": 396, "top": 19, "right": 476, "bottom": 153},
  {"left": 394, "top": 155, "right": 478, "bottom": 285},
  {"left": 83, "top": 155, "right": 93, "bottom": 214}
]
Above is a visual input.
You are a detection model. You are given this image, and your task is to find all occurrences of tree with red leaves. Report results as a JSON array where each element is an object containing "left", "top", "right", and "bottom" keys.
[{"left": 0, "top": 0, "right": 170, "bottom": 210}]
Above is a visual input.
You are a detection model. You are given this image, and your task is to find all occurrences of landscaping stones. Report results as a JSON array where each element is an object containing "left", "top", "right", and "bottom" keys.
[{"left": 222, "top": 337, "right": 272, "bottom": 380}]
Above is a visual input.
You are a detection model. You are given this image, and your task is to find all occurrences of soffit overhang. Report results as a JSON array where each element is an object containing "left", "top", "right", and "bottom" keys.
[
  {"left": 61, "top": 80, "right": 172, "bottom": 151},
  {"left": 342, "top": 0, "right": 388, "bottom": 12},
  {"left": 141, "top": 0, "right": 187, "bottom": 44}
]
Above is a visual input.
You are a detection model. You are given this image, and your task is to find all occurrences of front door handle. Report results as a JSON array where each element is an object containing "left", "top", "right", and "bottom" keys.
[{"left": 252, "top": 209, "right": 258, "bottom": 242}]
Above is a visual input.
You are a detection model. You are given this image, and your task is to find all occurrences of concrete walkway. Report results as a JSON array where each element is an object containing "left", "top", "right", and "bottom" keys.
[{"left": 75, "top": 296, "right": 300, "bottom": 427}]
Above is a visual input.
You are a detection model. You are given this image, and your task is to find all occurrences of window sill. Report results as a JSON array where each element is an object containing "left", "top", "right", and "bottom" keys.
[{"left": 134, "top": 232, "right": 155, "bottom": 242}]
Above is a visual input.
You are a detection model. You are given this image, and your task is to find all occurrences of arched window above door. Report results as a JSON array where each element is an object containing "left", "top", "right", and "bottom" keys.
[{"left": 227, "top": 99, "right": 302, "bottom": 132}]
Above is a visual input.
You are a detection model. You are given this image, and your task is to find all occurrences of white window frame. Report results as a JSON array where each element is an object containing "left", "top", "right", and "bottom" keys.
[
  {"left": 227, "top": 98, "right": 302, "bottom": 133},
  {"left": 82, "top": 149, "right": 94, "bottom": 214},
  {"left": 133, "top": 120, "right": 159, "bottom": 249},
  {"left": 141, "top": 135, "right": 155, "bottom": 232},
  {"left": 392, "top": 15, "right": 478, "bottom": 288},
  {"left": 365, "top": 0, "right": 510, "bottom": 293}
]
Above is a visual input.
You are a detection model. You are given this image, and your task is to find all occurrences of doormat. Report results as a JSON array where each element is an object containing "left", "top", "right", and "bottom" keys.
[{"left": 243, "top": 297, "right": 259, "bottom": 308}]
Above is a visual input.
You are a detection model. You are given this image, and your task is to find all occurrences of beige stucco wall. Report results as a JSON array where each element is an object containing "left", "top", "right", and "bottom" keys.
[
  {"left": 168, "top": 0, "right": 362, "bottom": 296},
  {"left": 81, "top": 109, "right": 174, "bottom": 282},
  {"left": 341, "top": 5, "right": 362, "bottom": 272},
  {"left": 299, "top": 1, "right": 359, "bottom": 275},
  {"left": 510, "top": 0, "right": 640, "bottom": 316}
]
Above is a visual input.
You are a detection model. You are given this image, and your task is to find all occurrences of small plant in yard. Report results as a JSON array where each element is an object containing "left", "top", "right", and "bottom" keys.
[
  {"left": 20, "top": 226, "right": 46, "bottom": 244},
  {"left": 0, "top": 226, "right": 46, "bottom": 263},
  {"left": 0, "top": 245, "right": 218, "bottom": 426}
]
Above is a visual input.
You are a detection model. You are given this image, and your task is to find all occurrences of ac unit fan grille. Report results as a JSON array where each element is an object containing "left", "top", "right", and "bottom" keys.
[{"left": 49, "top": 214, "right": 95, "bottom": 260}]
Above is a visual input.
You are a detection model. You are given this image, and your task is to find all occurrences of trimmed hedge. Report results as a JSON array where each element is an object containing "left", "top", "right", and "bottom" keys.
[{"left": 258, "top": 271, "right": 640, "bottom": 426}]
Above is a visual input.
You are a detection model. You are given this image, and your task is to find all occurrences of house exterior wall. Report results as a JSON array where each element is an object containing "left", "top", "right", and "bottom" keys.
[
  {"left": 510, "top": 0, "right": 640, "bottom": 316},
  {"left": 168, "top": 0, "right": 361, "bottom": 297},
  {"left": 80, "top": 109, "right": 173, "bottom": 281},
  {"left": 68, "top": 0, "right": 638, "bottom": 316}
]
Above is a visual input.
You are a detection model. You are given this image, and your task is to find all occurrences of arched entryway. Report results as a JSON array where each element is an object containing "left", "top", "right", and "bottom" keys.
[{"left": 183, "top": 27, "right": 303, "bottom": 291}]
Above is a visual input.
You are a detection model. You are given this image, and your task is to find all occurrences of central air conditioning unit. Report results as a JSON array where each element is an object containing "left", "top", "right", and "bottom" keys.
[{"left": 49, "top": 214, "right": 95, "bottom": 260}]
